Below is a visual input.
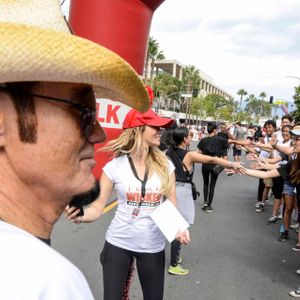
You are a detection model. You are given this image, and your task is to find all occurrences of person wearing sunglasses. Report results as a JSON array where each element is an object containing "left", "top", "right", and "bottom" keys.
[
  {"left": 238, "top": 128, "right": 300, "bottom": 298},
  {"left": 0, "top": 0, "right": 150, "bottom": 299},
  {"left": 65, "top": 108, "right": 190, "bottom": 300}
]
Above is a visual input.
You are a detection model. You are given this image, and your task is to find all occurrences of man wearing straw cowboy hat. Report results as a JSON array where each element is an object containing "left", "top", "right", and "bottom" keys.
[{"left": 0, "top": 0, "right": 149, "bottom": 299}]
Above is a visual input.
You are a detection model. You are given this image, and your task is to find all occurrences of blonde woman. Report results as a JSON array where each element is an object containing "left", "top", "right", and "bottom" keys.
[{"left": 65, "top": 108, "right": 190, "bottom": 300}]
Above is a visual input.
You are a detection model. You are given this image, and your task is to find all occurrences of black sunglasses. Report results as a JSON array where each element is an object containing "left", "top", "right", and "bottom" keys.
[
  {"left": 31, "top": 93, "right": 97, "bottom": 140},
  {"left": 0, "top": 85, "right": 97, "bottom": 141}
]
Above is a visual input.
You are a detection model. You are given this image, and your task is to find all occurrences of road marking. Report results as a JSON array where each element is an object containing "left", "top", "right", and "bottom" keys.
[{"left": 103, "top": 200, "right": 118, "bottom": 214}]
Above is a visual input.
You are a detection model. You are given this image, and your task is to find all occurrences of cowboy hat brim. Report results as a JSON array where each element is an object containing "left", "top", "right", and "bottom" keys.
[{"left": 0, "top": 22, "right": 149, "bottom": 112}]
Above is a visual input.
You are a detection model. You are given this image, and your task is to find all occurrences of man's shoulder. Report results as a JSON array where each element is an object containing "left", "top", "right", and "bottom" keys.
[
  {"left": 0, "top": 221, "right": 78, "bottom": 271},
  {"left": 0, "top": 221, "right": 94, "bottom": 299}
]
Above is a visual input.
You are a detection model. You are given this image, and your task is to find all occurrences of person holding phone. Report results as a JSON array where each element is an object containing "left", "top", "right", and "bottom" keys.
[{"left": 65, "top": 108, "right": 190, "bottom": 300}]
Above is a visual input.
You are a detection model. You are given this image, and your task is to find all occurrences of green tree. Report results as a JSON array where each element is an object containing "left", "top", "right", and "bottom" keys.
[
  {"left": 246, "top": 94, "right": 256, "bottom": 102},
  {"left": 201, "top": 94, "right": 232, "bottom": 120},
  {"left": 237, "top": 89, "right": 248, "bottom": 110},
  {"left": 244, "top": 94, "right": 273, "bottom": 122},
  {"left": 152, "top": 73, "right": 181, "bottom": 110},
  {"left": 245, "top": 98, "right": 261, "bottom": 116},
  {"left": 144, "top": 37, "right": 165, "bottom": 84},
  {"left": 259, "top": 91, "right": 267, "bottom": 101},
  {"left": 292, "top": 85, "right": 300, "bottom": 122},
  {"left": 182, "top": 65, "right": 201, "bottom": 123}
]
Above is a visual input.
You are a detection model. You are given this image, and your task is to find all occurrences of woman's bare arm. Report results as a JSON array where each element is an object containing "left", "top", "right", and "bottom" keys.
[{"left": 65, "top": 173, "right": 113, "bottom": 223}]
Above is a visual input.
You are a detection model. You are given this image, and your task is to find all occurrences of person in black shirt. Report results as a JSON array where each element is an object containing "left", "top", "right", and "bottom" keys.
[
  {"left": 217, "top": 124, "right": 230, "bottom": 159},
  {"left": 197, "top": 123, "right": 229, "bottom": 212}
]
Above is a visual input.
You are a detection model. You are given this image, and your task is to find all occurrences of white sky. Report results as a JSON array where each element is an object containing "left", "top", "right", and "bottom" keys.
[{"left": 62, "top": 0, "right": 300, "bottom": 103}]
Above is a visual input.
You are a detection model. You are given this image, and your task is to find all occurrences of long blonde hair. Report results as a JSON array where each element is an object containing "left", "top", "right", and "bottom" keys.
[{"left": 102, "top": 126, "right": 172, "bottom": 196}]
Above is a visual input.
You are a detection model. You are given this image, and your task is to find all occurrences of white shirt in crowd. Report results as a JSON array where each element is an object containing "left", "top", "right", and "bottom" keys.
[{"left": 0, "top": 221, "right": 94, "bottom": 300}]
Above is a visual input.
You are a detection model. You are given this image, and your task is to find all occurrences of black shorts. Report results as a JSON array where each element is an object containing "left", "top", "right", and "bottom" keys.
[
  {"left": 271, "top": 176, "right": 284, "bottom": 199},
  {"left": 233, "top": 146, "right": 241, "bottom": 156}
]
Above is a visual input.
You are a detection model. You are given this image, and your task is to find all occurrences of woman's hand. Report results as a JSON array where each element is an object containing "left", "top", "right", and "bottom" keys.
[
  {"left": 236, "top": 165, "right": 247, "bottom": 175},
  {"left": 64, "top": 205, "right": 84, "bottom": 224},
  {"left": 246, "top": 153, "right": 258, "bottom": 161},
  {"left": 231, "top": 162, "right": 242, "bottom": 171},
  {"left": 176, "top": 229, "right": 191, "bottom": 245}
]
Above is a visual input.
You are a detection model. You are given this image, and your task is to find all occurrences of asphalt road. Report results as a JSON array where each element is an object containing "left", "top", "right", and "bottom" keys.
[{"left": 52, "top": 149, "right": 300, "bottom": 300}]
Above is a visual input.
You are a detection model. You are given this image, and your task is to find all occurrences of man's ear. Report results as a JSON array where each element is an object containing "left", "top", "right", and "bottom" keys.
[{"left": 0, "top": 111, "right": 6, "bottom": 147}]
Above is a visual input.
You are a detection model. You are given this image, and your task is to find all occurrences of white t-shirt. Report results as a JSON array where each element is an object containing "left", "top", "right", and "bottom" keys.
[
  {"left": 257, "top": 136, "right": 271, "bottom": 159},
  {"left": 276, "top": 131, "right": 284, "bottom": 144},
  {"left": 0, "top": 221, "right": 94, "bottom": 300},
  {"left": 103, "top": 155, "right": 175, "bottom": 253}
]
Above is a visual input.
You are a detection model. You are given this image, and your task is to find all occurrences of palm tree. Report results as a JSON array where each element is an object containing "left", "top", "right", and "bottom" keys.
[
  {"left": 259, "top": 92, "right": 267, "bottom": 101},
  {"left": 152, "top": 73, "right": 180, "bottom": 110},
  {"left": 182, "top": 65, "right": 201, "bottom": 123},
  {"left": 144, "top": 37, "right": 156, "bottom": 81},
  {"left": 149, "top": 50, "right": 165, "bottom": 85},
  {"left": 144, "top": 37, "right": 165, "bottom": 85},
  {"left": 237, "top": 89, "right": 248, "bottom": 111},
  {"left": 144, "top": 37, "right": 165, "bottom": 84},
  {"left": 246, "top": 94, "right": 256, "bottom": 102},
  {"left": 245, "top": 98, "right": 261, "bottom": 116}
]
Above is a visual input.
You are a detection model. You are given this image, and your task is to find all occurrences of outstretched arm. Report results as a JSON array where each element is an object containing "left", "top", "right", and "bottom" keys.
[
  {"left": 239, "top": 166, "right": 280, "bottom": 179},
  {"left": 185, "top": 151, "right": 240, "bottom": 171},
  {"left": 253, "top": 142, "right": 272, "bottom": 152},
  {"left": 271, "top": 142, "right": 294, "bottom": 155}
]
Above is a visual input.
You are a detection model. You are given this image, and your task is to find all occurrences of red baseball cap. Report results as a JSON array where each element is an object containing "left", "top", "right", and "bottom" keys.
[{"left": 122, "top": 109, "right": 174, "bottom": 129}]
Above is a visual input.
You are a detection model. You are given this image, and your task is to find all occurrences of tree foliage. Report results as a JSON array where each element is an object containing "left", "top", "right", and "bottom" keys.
[
  {"left": 237, "top": 89, "right": 248, "bottom": 109},
  {"left": 292, "top": 85, "right": 300, "bottom": 122},
  {"left": 145, "top": 37, "right": 165, "bottom": 84},
  {"left": 259, "top": 92, "right": 267, "bottom": 100},
  {"left": 191, "top": 94, "right": 235, "bottom": 121}
]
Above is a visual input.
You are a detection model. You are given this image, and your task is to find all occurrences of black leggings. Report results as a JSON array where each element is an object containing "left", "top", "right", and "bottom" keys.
[
  {"left": 170, "top": 239, "right": 181, "bottom": 267},
  {"left": 257, "top": 178, "right": 265, "bottom": 202},
  {"left": 202, "top": 165, "right": 219, "bottom": 207},
  {"left": 100, "top": 241, "right": 165, "bottom": 300}
]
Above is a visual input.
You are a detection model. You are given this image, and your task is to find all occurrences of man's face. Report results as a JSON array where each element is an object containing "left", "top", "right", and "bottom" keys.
[
  {"left": 281, "top": 118, "right": 292, "bottom": 127},
  {"left": 266, "top": 124, "right": 276, "bottom": 136},
  {"left": 2, "top": 82, "right": 106, "bottom": 211}
]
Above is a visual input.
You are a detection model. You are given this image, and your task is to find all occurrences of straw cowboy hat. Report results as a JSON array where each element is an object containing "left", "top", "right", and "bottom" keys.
[{"left": 0, "top": 0, "right": 149, "bottom": 112}]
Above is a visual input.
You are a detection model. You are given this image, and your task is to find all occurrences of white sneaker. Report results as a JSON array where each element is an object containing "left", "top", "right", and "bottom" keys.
[
  {"left": 255, "top": 201, "right": 262, "bottom": 208},
  {"left": 277, "top": 214, "right": 283, "bottom": 220},
  {"left": 289, "top": 288, "right": 300, "bottom": 298},
  {"left": 267, "top": 216, "right": 277, "bottom": 224},
  {"left": 290, "top": 223, "right": 299, "bottom": 230}
]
